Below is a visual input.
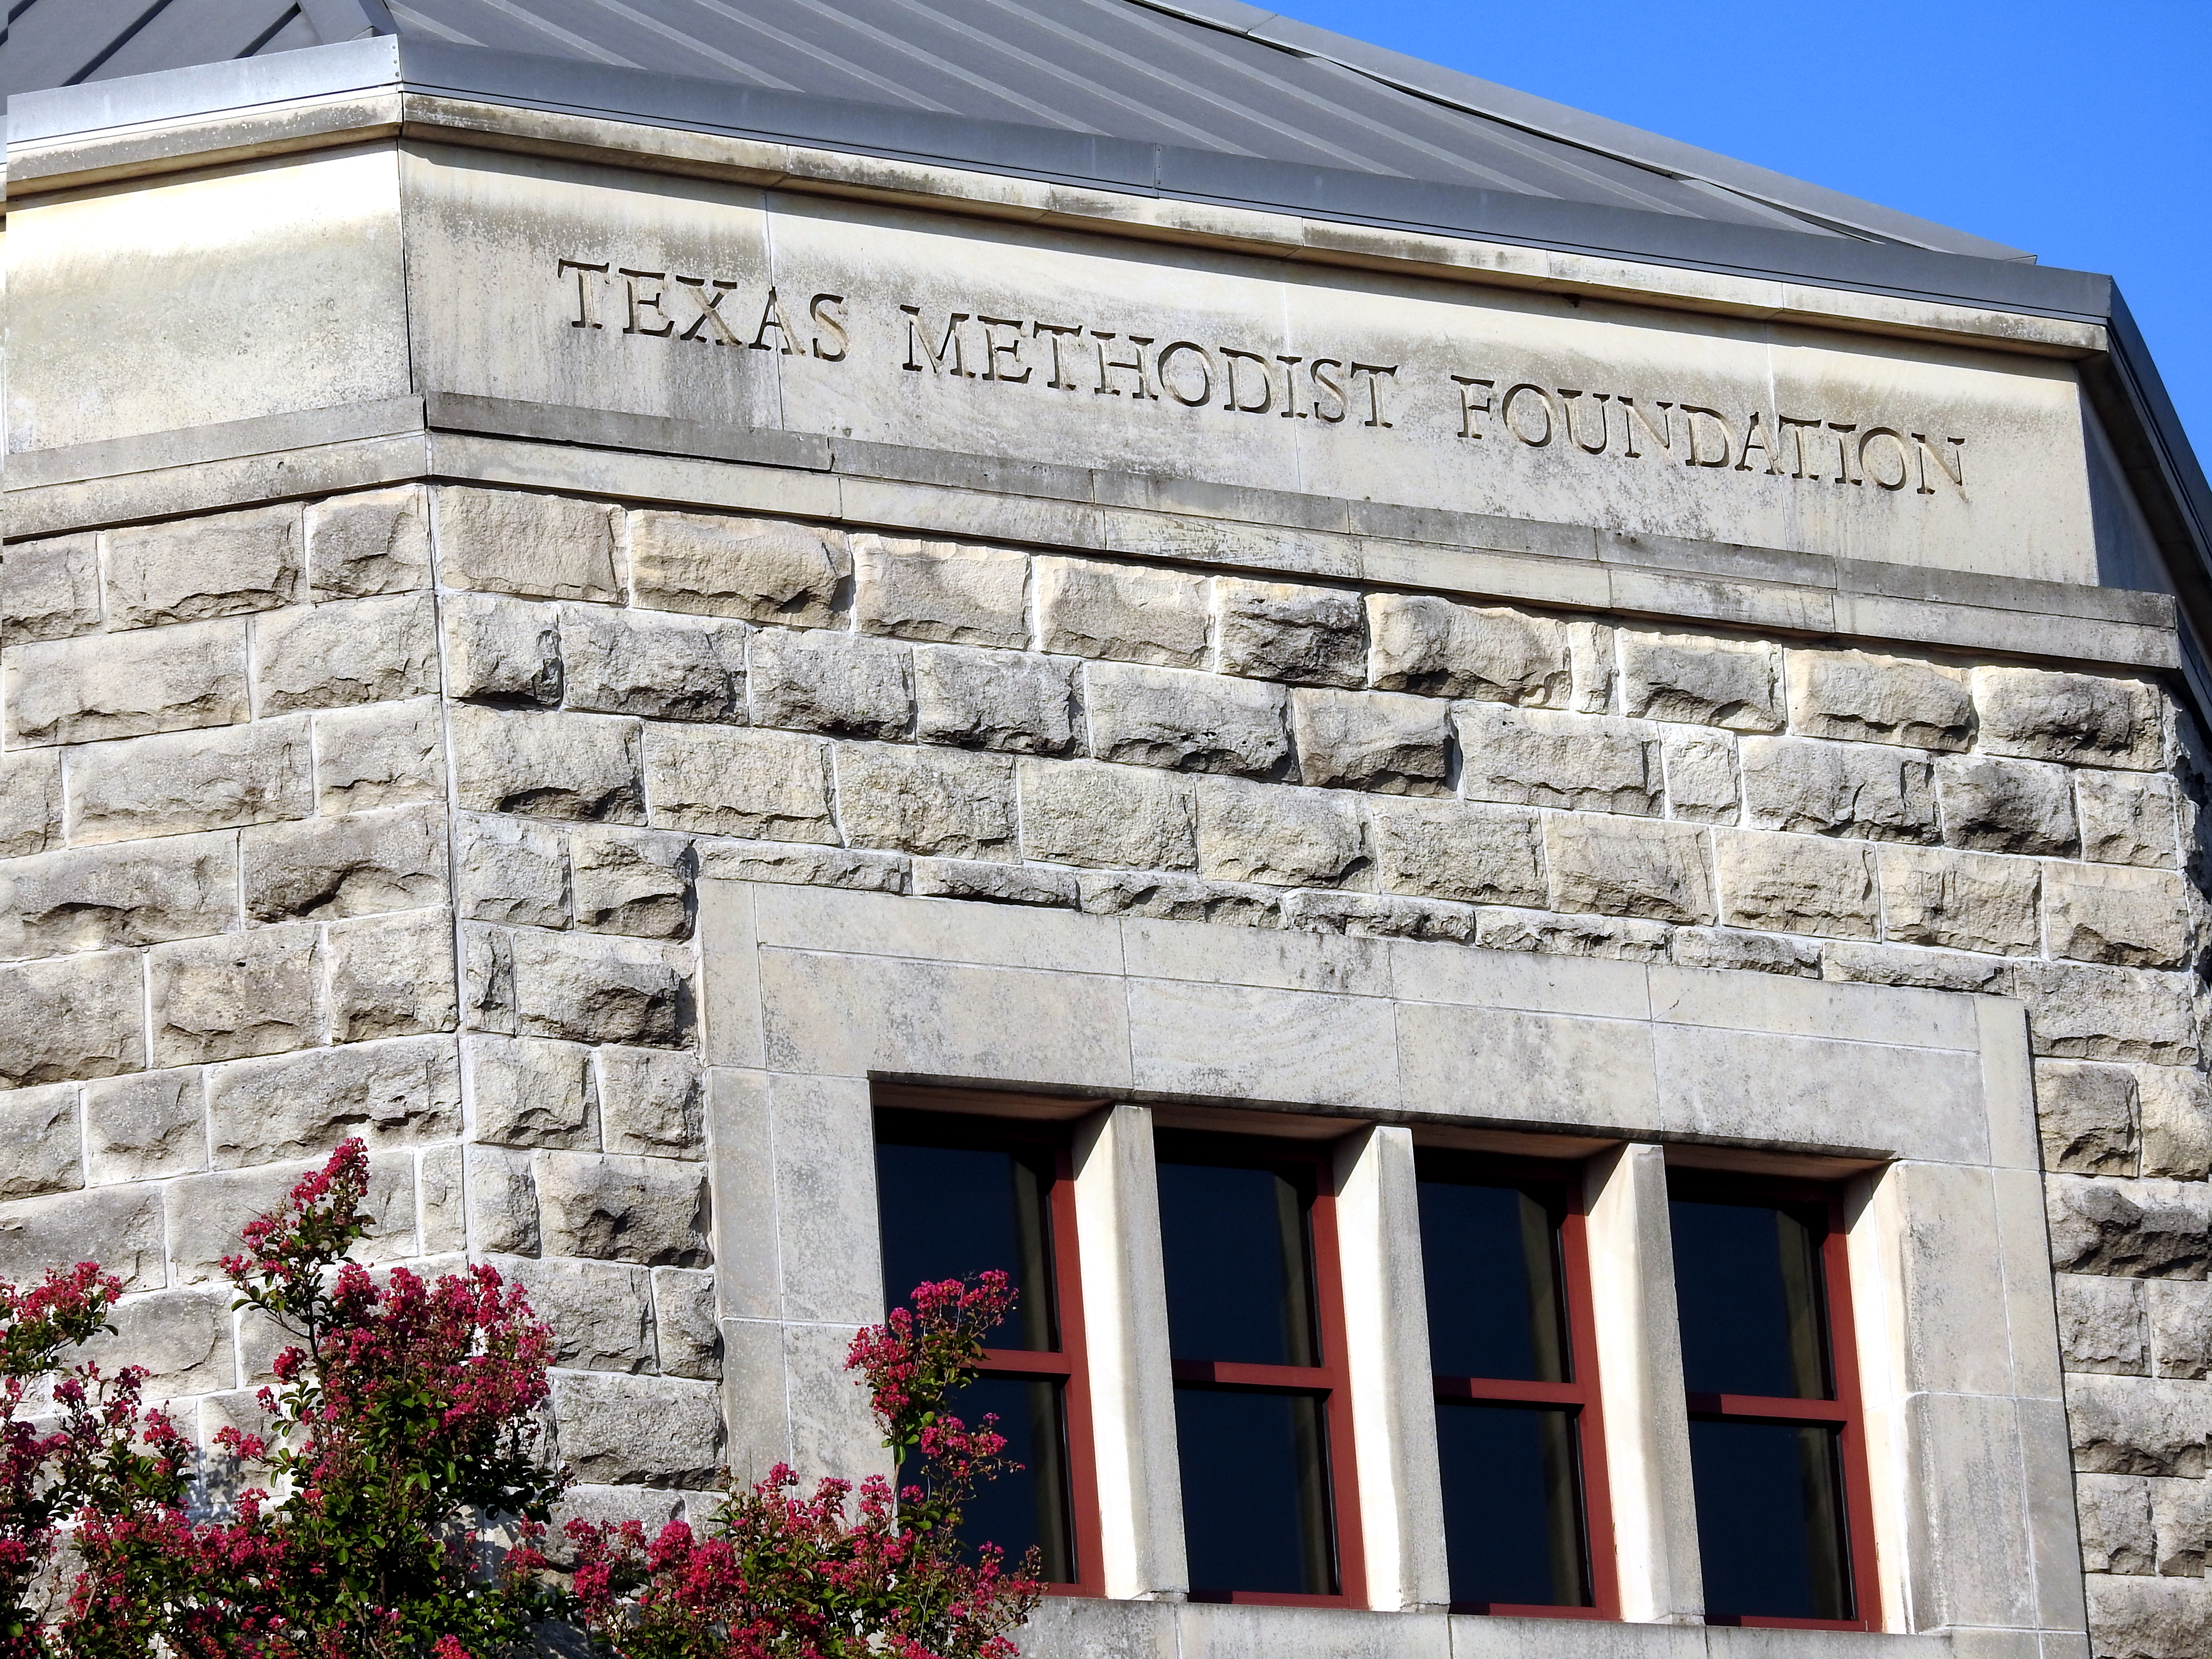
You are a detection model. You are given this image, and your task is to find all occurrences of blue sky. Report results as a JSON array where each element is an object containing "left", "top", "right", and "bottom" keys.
[{"left": 1274, "top": 0, "right": 2212, "bottom": 467}]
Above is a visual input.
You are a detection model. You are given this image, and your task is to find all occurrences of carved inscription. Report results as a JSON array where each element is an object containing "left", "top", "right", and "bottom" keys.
[{"left": 557, "top": 259, "right": 1970, "bottom": 494}]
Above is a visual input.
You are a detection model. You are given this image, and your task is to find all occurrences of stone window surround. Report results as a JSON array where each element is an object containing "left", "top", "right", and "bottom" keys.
[{"left": 702, "top": 877, "right": 2085, "bottom": 1659}]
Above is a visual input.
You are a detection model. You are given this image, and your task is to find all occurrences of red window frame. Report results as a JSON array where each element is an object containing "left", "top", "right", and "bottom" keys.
[
  {"left": 871, "top": 1095, "right": 1106, "bottom": 1598},
  {"left": 1669, "top": 1169, "right": 1881, "bottom": 1632},
  {"left": 1155, "top": 1132, "right": 1367, "bottom": 1609},
  {"left": 1416, "top": 1151, "right": 1620, "bottom": 1621}
]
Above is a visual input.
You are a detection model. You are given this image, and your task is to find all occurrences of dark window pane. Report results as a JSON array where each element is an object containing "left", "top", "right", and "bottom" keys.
[
  {"left": 1174, "top": 1388, "right": 1336, "bottom": 1595},
  {"left": 1436, "top": 1402, "right": 1589, "bottom": 1607},
  {"left": 1670, "top": 1199, "right": 1829, "bottom": 1398},
  {"left": 1157, "top": 1156, "right": 1317, "bottom": 1366},
  {"left": 875, "top": 1138, "right": 1057, "bottom": 1350},
  {"left": 1417, "top": 1179, "right": 1569, "bottom": 1382},
  {"left": 937, "top": 1376, "right": 1075, "bottom": 1584},
  {"left": 1689, "top": 1419, "right": 1852, "bottom": 1621}
]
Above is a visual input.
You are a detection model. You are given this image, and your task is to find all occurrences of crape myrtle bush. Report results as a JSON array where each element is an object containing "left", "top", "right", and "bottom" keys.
[{"left": 0, "top": 1139, "right": 1042, "bottom": 1659}]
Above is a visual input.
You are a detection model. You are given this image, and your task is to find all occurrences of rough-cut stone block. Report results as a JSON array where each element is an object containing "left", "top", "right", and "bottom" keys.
[
  {"left": 1546, "top": 817, "right": 1714, "bottom": 925},
  {"left": 1366, "top": 594, "right": 1569, "bottom": 704},
  {"left": 1876, "top": 844, "right": 2040, "bottom": 956},
  {"left": 653, "top": 1269, "right": 721, "bottom": 1379},
  {"left": 306, "top": 485, "right": 432, "bottom": 599},
  {"left": 314, "top": 698, "right": 445, "bottom": 812},
  {"left": 1671, "top": 927, "right": 1822, "bottom": 977},
  {"left": 552, "top": 1371, "right": 722, "bottom": 1486},
  {"left": 2048, "top": 1176, "right": 2209, "bottom": 1279},
  {"left": 598, "top": 1047, "right": 704, "bottom": 1158},
  {"left": 241, "top": 805, "right": 445, "bottom": 921},
  {"left": 469, "top": 1146, "right": 540, "bottom": 1255},
  {"left": 105, "top": 505, "right": 300, "bottom": 628},
  {"left": 629, "top": 512, "right": 847, "bottom": 627},
  {"left": 1214, "top": 578, "right": 1364, "bottom": 687},
  {"left": 255, "top": 592, "right": 438, "bottom": 715},
  {"left": 0, "top": 833, "right": 237, "bottom": 962},
  {"left": 2087, "top": 1571, "right": 2212, "bottom": 1659},
  {"left": 1017, "top": 758, "right": 1197, "bottom": 870},
  {"left": 1822, "top": 941, "right": 2011, "bottom": 995},
  {"left": 693, "top": 841, "right": 906, "bottom": 893},
  {"left": 2016, "top": 963, "right": 2197, "bottom": 1063},
  {"left": 571, "top": 828, "right": 692, "bottom": 938},
  {"left": 0, "top": 1084, "right": 80, "bottom": 1201},
  {"left": 444, "top": 593, "right": 564, "bottom": 706},
  {"left": 2078, "top": 771, "right": 2180, "bottom": 869},
  {"left": 0, "top": 752, "right": 62, "bottom": 860},
  {"left": 1369, "top": 798, "right": 1545, "bottom": 907},
  {"left": 82, "top": 1286, "right": 240, "bottom": 1397},
  {"left": 853, "top": 535, "right": 1027, "bottom": 648},
  {"left": 1740, "top": 738, "right": 1937, "bottom": 842},
  {"left": 0, "top": 951, "right": 146, "bottom": 1088},
  {"left": 2039, "top": 1061, "right": 2142, "bottom": 1176},
  {"left": 1033, "top": 557, "right": 1208, "bottom": 667},
  {"left": 1195, "top": 779, "right": 1366, "bottom": 888},
  {"left": 1713, "top": 830, "right": 1878, "bottom": 938},
  {"left": 147, "top": 923, "right": 323, "bottom": 1068},
  {"left": 1937, "top": 754, "right": 2080, "bottom": 856},
  {"left": 1974, "top": 666, "right": 2164, "bottom": 770},
  {"left": 834, "top": 745, "right": 1016, "bottom": 861},
  {"left": 433, "top": 487, "right": 621, "bottom": 602},
  {"left": 5, "top": 617, "right": 246, "bottom": 746},
  {"left": 1662, "top": 731, "right": 1738, "bottom": 823},
  {"left": 910, "top": 859, "right": 1076, "bottom": 907},
  {"left": 748, "top": 628, "right": 912, "bottom": 740},
  {"left": 453, "top": 814, "right": 568, "bottom": 928},
  {"left": 468, "top": 1034, "right": 596, "bottom": 1150},
  {"left": 2058, "top": 1274, "right": 2149, "bottom": 1374},
  {"left": 564, "top": 606, "right": 745, "bottom": 722},
  {"left": 168, "top": 1155, "right": 413, "bottom": 1285},
  {"left": 326, "top": 908, "right": 459, "bottom": 1043},
  {"left": 2147, "top": 1281, "right": 2211, "bottom": 1380},
  {"left": 1476, "top": 909, "right": 1673, "bottom": 962},
  {"left": 2067, "top": 1373, "right": 2208, "bottom": 1477},
  {"left": 510, "top": 930, "right": 690, "bottom": 1048},
  {"left": 1075, "top": 870, "right": 1281, "bottom": 928},
  {"left": 84, "top": 1070, "right": 205, "bottom": 1185},
  {"left": 1086, "top": 661, "right": 1289, "bottom": 778},
  {"left": 2149, "top": 1477, "right": 2205, "bottom": 1577},
  {"left": 2077, "top": 1473, "right": 2156, "bottom": 1575},
  {"left": 643, "top": 726, "right": 835, "bottom": 842},
  {"left": 1617, "top": 630, "right": 1783, "bottom": 731},
  {"left": 2045, "top": 864, "right": 2190, "bottom": 969},
  {"left": 1281, "top": 890, "right": 1474, "bottom": 942},
  {"left": 207, "top": 1035, "right": 460, "bottom": 1166},
  {"left": 1787, "top": 649, "right": 1973, "bottom": 749},
  {"left": 913, "top": 646, "right": 1075, "bottom": 754},
  {"left": 1289, "top": 688, "right": 1449, "bottom": 794},
  {"left": 2137, "top": 1066, "right": 2212, "bottom": 1181},
  {"left": 450, "top": 706, "right": 644, "bottom": 823},
  {"left": 0, "top": 1184, "right": 162, "bottom": 1300},
  {"left": 495, "top": 1257, "right": 652, "bottom": 1373},
  {"left": 538, "top": 1152, "right": 709, "bottom": 1266},
  {"left": 1566, "top": 620, "right": 1616, "bottom": 714},
  {"left": 69, "top": 718, "right": 312, "bottom": 845},
  {"left": 1, "top": 533, "right": 101, "bottom": 643},
  {"left": 1456, "top": 705, "right": 1659, "bottom": 815}
]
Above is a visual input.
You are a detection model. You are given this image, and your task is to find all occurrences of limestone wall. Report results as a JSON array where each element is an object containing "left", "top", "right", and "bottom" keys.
[{"left": 0, "top": 481, "right": 2204, "bottom": 1650}]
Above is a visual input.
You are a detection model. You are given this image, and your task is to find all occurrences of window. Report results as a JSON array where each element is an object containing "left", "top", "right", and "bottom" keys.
[
  {"left": 1154, "top": 1131, "right": 1362, "bottom": 1604},
  {"left": 1668, "top": 1172, "right": 1879, "bottom": 1628},
  {"left": 873, "top": 1104, "right": 1103, "bottom": 1592},
  {"left": 1414, "top": 1153, "right": 1616, "bottom": 1617}
]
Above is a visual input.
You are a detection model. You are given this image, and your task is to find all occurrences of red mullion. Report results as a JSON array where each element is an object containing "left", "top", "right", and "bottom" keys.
[
  {"left": 1308, "top": 1160, "right": 1367, "bottom": 1611},
  {"left": 1688, "top": 1393, "right": 1850, "bottom": 1423},
  {"left": 1041, "top": 1140, "right": 1106, "bottom": 1599},
  {"left": 1171, "top": 1359, "right": 1327, "bottom": 1390},
  {"left": 1435, "top": 1376, "right": 1583, "bottom": 1407},
  {"left": 1819, "top": 1191, "right": 1884, "bottom": 1633},
  {"left": 1556, "top": 1200, "right": 1620, "bottom": 1621}
]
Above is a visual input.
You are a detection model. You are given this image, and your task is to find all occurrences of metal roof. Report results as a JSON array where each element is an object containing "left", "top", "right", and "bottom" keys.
[{"left": 4, "top": 0, "right": 2027, "bottom": 261}]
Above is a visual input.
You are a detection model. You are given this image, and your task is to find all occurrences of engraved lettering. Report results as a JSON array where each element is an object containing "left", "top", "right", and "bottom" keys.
[
  {"left": 1035, "top": 323, "right": 1084, "bottom": 389},
  {"left": 1619, "top": 397, "right": 1674, "bottom": 459},
  {"left": 1092, "top": 332, "right": 1157, "bottom": 399},
  {"left": 1502, "top": 383, "right": 1556, "bottom": 447},
  {"left": 1735, "top": 410, "right": 1782, "bottom": 475},
  {"left": 1350, "top": 363, "right": 1397, "bottom": 429},
  {"left": 1912, "top": 433, "right": 1966, "bottom": 493},
  {"left": 1777, "top": 414, "right": 1825, "bottom": 479},
  {"left": 1310, "top": 359, "right": 1347, "bottom": 424},
  {"left": 559, "top": 258, "right": 610, "bottom": 329},
  {"left": 977, "top": 316, "right": 1031, "bottom": 383},
  {"left": 749, "top": 288, "right": 801, "bottom": 354},
  {"left": 809, "top": 293, "right": 849, "bottom": 361},
  {"left": 1826, "top": 421, "right": 1861, "bottom": 485},
  {"left": 1158, "top": 341, "right": 1214, "bottom": 408},
  {"left": 1451, "top": 375, "right": 1495, "bottom": 439},
  {"left": 902, "top": 307, "right": 974, "bottom": 377},
  {"left": 1276, "top": 355, "right": 1308, "bottom": 419},
  {"left": 618, "top": 269, "right": 674, "bottom": 337},
  {"left": 1680, "top": 405, "right": 1732, "bottom": 468},
  {"left": 1220, "top": 348, "right": 1274, "bottom": 414},
  {"left": 1859, "top": 428, "right": 1911, "bottom": 491},
  {"left": 673, "top": 277, "right": 743, "bottom": 345},
  {"left": 1558, "top": 388, "right": 1610, "bottom": 455}
]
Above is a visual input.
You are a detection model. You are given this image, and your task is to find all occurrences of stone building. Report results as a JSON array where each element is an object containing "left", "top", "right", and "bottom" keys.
[{"left": 3, "top": 1, "right": 2209, "bottom": 1655}]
